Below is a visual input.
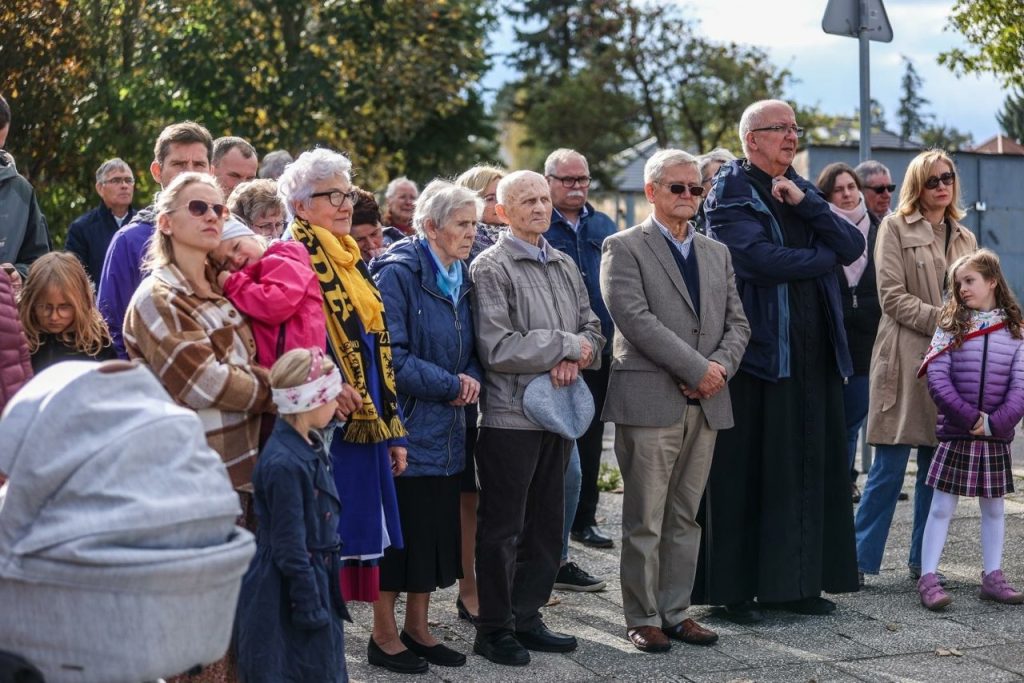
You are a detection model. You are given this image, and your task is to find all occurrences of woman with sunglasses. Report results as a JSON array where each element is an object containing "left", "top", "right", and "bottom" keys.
[
  {"left": 856, "top": 149, "right": 977, "bottom": 586},
  {"left": 123, "top": 171, "right": 273, "bottom": 681}
]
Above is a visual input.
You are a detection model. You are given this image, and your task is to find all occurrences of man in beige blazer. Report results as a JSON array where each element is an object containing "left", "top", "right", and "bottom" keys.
[{"left": 600, "top": 149, "right": 749, "bottom": 654}]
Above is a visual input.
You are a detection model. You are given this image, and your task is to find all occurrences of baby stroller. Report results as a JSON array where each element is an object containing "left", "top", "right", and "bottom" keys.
[{"left": 0, "top": 361, "right": 256, "bottom": 683}]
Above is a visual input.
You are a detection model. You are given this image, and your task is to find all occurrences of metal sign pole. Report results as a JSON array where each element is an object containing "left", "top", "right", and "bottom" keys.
[{"left": 859, "top": 0, "right": 871, "bottom": 162}]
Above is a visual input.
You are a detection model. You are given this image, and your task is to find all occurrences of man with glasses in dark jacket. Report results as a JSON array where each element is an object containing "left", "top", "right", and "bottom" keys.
[{"left": 66, "top": 159, "right": 136, "bottom": 285}]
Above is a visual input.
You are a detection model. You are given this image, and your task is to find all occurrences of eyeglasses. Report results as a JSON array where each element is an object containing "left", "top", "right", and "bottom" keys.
[
  {"left": 924, "top": 172, "right": 956, "bottom": 190},
  {"left": 866, "top": 184, "right": 896, "bottom": 194},
  {"left": 102, "top": 176, "right": 135, "bottom": 186},
  {"left": 311, "top": 189, "right": 359, "bottom": 207},
  {"left": 547, "top": 175, "right": 592, "bottom": 188},
  {"left": 35, "top": 303, "right": 74, "bottom": 317},
  {"left": 173, "top": 199, "right": 229, "bottom": 218},
  {"left": 751, "top": 124, "right": 805, "bottom": 138},
  {"left": 656, "top": 181, "right": 705, "bottom": 197},
  {"left": 252, "top": 219, "right": 288, "bottom": 235}
]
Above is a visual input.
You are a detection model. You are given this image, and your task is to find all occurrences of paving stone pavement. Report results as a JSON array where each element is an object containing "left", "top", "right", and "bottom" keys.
[{"left": 342, "top": 432, "right": 1024, "bottom": 682}]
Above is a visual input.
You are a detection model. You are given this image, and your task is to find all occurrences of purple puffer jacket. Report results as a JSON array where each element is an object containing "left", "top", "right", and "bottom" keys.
[{"left": 926, "top": 325, "right": 1024, "bottom": 442}]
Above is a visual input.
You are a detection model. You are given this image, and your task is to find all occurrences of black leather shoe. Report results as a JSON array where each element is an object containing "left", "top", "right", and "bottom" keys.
[
  {"left": 721, "top": 600, "right": 764, "bottom": 624},
  {"left": 570, "top": 525, "right": 614, "bottom": 548},
  {"left": 473, "top": 630, "right": 530, "bottom": 666},
  {"left": 400, "top": 631, "right": 466, "bottom": 667},
  {"left": 367, "top": 637, "right": 429, "bottom": 674},
  {"left": 761, "top": 596, "right": 836, "bottom": 616},
  {"left": 514, "top": 623, "right": 578, "bottom": 653},
  {"left": 456, "top": 596, "right": 477, "bottom": 623}
]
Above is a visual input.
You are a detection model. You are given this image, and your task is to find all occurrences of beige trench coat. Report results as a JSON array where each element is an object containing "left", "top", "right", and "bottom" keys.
[{"left": 866, "top": 209, "right": 977, "bottom": 446}]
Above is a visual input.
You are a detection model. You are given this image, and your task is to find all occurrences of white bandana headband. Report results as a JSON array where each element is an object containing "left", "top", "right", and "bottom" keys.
[{"left": 272, "top": 348, "right": 343, "bottom": 414}]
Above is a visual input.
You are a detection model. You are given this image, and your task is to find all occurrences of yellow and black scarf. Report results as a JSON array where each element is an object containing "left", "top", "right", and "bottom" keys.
[{"left": 290, "top": 219, "right": 406, "bottom": 444}]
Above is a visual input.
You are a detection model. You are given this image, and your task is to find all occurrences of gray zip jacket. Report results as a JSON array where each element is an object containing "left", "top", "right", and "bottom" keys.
[
  {"left": 0, "top": 151, "right": 49, "bottom": 277},
  {"left": 469, "top": 230, "right": 605, "bottom": 430}
]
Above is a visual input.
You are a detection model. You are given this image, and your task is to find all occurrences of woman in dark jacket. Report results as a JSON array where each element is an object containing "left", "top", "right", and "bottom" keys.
[
  {"left": 368, "top": 179, "right": 483, "bottom": 673},
  {"left": 817, "top": 163, "right": 882, "bottom": 501}
]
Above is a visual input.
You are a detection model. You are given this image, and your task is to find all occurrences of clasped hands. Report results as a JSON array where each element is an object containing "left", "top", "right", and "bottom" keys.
[
  {"left": 971, "top": 413, "right": 988, "bottom": 436},
  {"left": 550, "top": 338, "right": 595, "bottom": 388},
  {"left": 678, "top": 361, "right": 727, "bottom": 400}
]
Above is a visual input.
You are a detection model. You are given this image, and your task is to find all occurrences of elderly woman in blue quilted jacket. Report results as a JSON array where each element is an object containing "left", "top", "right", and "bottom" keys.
[{"left": 367, "top": 179, "right": 483, "bottom": 673}]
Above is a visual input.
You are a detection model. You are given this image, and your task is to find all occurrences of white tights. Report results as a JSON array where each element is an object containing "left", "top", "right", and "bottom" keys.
[{"left": 921, "top": 489, "right": 1005, "bottom": 575}]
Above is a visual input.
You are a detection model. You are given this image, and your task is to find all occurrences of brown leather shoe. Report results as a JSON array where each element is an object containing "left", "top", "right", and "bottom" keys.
[
  {"left": 662, "top": 618, "right": 719, "bottom": 645},
  {"left": 626, "top": 625, "right": 671, "bottom": 653}
]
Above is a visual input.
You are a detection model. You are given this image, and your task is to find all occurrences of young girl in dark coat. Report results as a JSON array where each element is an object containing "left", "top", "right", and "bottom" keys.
[
  {"left": 917, "top": 249, "right": 1024, "bottom": 610},
  {"left": 17, "top": 252, "right": 116, "bottom": 373},
  {"left": 235, "top": 347, "right": 351, "bottom": 682}
]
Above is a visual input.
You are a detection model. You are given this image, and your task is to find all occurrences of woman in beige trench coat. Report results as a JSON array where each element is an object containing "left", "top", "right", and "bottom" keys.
[{"left": 855, "top": 149, "right": 977, "bottom": 583}]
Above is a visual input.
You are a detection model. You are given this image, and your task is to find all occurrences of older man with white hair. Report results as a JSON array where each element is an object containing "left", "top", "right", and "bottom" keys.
[
  {"left": 66, "top": 158, "right": 136, "bottom": 284},
  {"left": 601, "top": 149, "right": 749, "bottom": 653},
  {"left": 854, "top": 159, "right": 895, "bottom": 221},
  {"left": 469, "top": 170, "right": 605, "bottom": 667},
  {"left": 692, "top": 99, "right": 864, "bottom": 624}
]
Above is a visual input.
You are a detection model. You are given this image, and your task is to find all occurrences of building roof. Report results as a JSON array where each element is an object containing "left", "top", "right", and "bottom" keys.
[
  {"left": 609, "top": 136, "right": 663, "bottom": 193},
  {"left": 970, "top": 134, "right": 1024, "bottom": 155}
]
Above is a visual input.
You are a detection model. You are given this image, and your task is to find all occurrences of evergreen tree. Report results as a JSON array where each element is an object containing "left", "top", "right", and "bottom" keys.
[
  {"left": 897, "top": 56, "right": 932, "bottom": 143},
  {"left": 997, "top": 90, "right": 1024, "bottom": 143}
]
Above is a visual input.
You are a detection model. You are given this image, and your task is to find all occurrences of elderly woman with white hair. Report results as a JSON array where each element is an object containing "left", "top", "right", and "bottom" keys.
[
  {"left": 276, "top": 149, "right": 409, "bottom": 620},
  {"left": 364, "top": 179, "right": 483, "bottom": 673}
]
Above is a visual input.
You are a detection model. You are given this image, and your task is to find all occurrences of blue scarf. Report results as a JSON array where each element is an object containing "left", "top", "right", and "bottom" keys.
[{"left": 421, "top": 240, "right": 462, "bottom": 302}]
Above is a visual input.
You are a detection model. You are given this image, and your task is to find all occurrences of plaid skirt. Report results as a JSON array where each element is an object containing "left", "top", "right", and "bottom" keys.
[{"left": 927, "top": 439, "right": 1014, "bottom": 498}]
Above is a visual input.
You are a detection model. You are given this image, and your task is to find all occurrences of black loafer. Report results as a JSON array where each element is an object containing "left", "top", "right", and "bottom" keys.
[
  {"left": 400, "top": 631, "right": 466, "bottom": 667},
  {"left": 721, "top": 600, "right": 764, "bottom": 624},
  {"left": 514, "top": 623, "right": 578, "bottom": 653},
  {"left": 473, "top": 630, "right": 530, "bottom": 666},
  {"left": 367, "top": 637, "right": 429, "bottom": 674},
  {"left": 570, "top": 525, "right": 614, "bottom": 548}
]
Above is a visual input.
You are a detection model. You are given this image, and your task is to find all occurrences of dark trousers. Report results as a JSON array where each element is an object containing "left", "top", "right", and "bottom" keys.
[
  {"left": 572, "top": 362, "right": 610, "bottom": 531},
  {"left": 475, "top": 427, "right": 571, "bottom": 635}
]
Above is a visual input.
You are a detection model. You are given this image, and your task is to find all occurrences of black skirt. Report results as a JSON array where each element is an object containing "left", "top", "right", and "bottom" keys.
[{"left": 379, "top": 474, "right": 463, "bottom": 593}]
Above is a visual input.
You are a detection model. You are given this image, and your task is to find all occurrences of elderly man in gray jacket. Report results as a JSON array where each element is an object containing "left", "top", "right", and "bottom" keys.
[
  {"left": 469, "top": 169, "right": 605, "bottom": 667},
  {"left": 601, "top": 149, "right": 749, "bottom": 654}
]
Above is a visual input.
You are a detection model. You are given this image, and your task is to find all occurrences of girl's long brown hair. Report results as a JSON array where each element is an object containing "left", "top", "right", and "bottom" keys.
[
  {"left": 18, "top": 252, "right": 113, "bottom": 356},
  {"left": 938, "top": 248, "right": 1022, "bottom": 347}
]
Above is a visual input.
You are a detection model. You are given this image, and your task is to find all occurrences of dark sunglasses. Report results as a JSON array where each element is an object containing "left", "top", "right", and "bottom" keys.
[
  {"left": 174, "top": 199, "right": 228, "bottom": 218},
  {"left": 924, "top": 172, "right": 956, "bottom": 190},
  {"left": 866, "top": 184, "right": 896, "bottom": 194},
  {"left": 657, "top": 181, "right": 705, "bottom": 197}
]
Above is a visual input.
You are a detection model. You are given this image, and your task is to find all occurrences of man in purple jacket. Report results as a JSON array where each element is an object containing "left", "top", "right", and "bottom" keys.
[{"left": 97, "top": 121, "right": 213, "bottom": 358}]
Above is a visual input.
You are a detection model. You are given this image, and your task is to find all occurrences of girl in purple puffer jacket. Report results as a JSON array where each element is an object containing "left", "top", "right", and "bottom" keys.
[{"left": 916, "top": 248, "right": 1024, "bottom": 611}]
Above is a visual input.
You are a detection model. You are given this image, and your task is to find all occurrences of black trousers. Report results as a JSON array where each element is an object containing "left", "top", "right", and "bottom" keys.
[
  {"left": 572, "top": 362, "right": 610, "bottom": 532},
  {"left": 474, "top": 427, "right": 571, "bottom": 635}
]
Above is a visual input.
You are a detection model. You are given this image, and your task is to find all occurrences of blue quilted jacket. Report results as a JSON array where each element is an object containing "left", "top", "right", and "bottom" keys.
[{"left": 370, "top": 237, "right": 483, "bottom": 477}]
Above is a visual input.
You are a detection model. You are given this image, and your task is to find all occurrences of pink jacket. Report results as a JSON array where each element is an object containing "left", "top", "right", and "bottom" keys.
[
  {"left": 222, "top": 240, "right": 326, "bottom": 369},
  {"left": 0, "top": 268, "right": 32, "bottom": 416}
]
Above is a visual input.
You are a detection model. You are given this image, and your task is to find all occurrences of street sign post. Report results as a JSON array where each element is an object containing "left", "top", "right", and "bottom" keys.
[{"left": 823, "top": 0, "right": 893, "bottom": 162}]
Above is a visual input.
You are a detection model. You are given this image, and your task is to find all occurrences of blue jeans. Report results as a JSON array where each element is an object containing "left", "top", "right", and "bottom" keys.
[
  {"left": 843, "top": 375, "right": 870, "bottom": 479},
  {"left": 562, "top": 443, "right": 582, "bottom": 562},
  {"left": 854, "top": 444, "right": 935, "bottom": 574}
]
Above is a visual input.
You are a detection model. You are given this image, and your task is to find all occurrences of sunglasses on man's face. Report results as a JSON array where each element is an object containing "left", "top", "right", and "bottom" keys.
[
  {"left": 924, "top": 172, "right": 956, "bottom": 190},
  {"left": 866, "top": 184, "right": 896, "bottom": 194},
  {"left": 174, "top": 199, "right": 229, "bottom": 218},
  {"left": 657, "top": 181, "right": 705, "bottom": 197}
]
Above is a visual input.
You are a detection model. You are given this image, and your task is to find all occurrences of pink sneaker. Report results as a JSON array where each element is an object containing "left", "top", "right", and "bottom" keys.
[
  {"left": 980, "top": 570, "right": 1024, "bottom": 604},
  {"left": 918, "top": 573, "right": 952, "bottom": 610}
]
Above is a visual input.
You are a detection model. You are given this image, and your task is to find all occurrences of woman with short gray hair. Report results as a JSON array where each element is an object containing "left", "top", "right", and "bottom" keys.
[
  {"left": 227, "top": 179, "right": 287, "bottom": 239},
  {"left": 366, "top": 178, "right": 483, "bottom": 672}
]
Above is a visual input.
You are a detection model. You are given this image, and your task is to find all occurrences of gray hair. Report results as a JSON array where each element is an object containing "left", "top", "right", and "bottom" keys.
[
  {"left": 413, "top": 179, "right": 482, "bottom": 237},
  {"left": 644, "top": 149, "right": 699, "bottom": 185},
  {"left": 259, "top": 149, "right": 293, "bottom": 180},
  {"left": 95, "top": 158, "right": 132, "bottom": 184},
  {"left": 543, "top": 148, "right": 588, "bottom": 176},
  {"left": 738, "top": 99, "right": 792, "bottom": 156},
  {"left": 385, "top": 176, "right": 418, "bottom": 200},
  {"left": 854, "top": 159, "right": 891, "bottom": 185},
  {"left": 212, "top": 136, "right": 257, "bottom": 165},
  {"left": 227, "top": 178, "right": 284, "bottom": 226},
  {"left": 496, "top": 170, "right": 546, "bottom": 205},
  {"left": 276, "top": 148, "right": 352, "bottom": 219},
  {"left": 697, "top": 148, "right": 736, "bottom": 182}
]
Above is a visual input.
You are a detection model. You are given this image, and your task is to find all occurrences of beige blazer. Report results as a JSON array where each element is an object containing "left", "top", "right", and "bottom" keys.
[{"left": 600, "top": 217, "right": 750, "bottom": 430}]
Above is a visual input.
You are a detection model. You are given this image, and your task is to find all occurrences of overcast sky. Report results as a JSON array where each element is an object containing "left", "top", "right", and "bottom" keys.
[{"left": 484, "top": 0, "right": 1008, "bottom": 143}]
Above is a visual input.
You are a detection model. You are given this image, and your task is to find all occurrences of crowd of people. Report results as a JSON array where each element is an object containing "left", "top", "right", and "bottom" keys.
[{"left": 2, "top": 91, "right": 1024, "bottom": 682}]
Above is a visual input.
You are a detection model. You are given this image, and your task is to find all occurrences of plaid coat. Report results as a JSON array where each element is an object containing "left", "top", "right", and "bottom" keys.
[{"left": 124, "top": 263, "right": 272, "bottom": 489}]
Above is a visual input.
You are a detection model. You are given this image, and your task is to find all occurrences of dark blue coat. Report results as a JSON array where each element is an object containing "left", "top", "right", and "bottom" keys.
[
  {"left": 370, "top": 237, "right": 483, "bottom": 477},
  {"left": 705, "top": 161, "right": 864, "bottom": 381},
  {"left": 544, "top": 203, "right": 617, "bottom": 355},
  {"left": 235, "top": 419, "right": 349, "bottom": 683},
  {"left": 66, "top": 203, "right": 135, "bottom": 285}
]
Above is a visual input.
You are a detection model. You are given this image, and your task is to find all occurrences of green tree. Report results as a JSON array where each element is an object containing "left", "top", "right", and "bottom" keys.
[
  {"left": 920, "top": 124, "right": 973, "bottom": 151},
  {"left": 997, "top": 90, "right": 1024, "bottom": 142},
  {"left": 939, "top": 0, "right": 1024, "bottom": 90},
  {"left": 897, "top": 56, "right": 931, "bottom": 143}
]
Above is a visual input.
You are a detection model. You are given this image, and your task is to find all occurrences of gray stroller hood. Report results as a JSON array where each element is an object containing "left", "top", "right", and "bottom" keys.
[{"left": 0, "top": 361, "right": 256, "bottom": 682}]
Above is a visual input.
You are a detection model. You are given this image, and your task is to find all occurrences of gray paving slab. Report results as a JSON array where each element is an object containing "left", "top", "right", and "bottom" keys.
[{"left": 835, "top": 651, "right": 1024, "bottom": 682}]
